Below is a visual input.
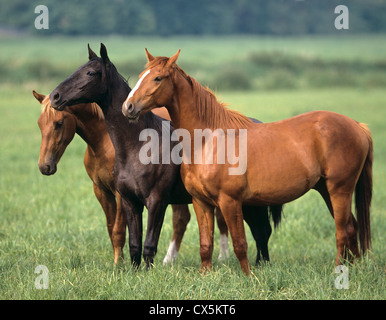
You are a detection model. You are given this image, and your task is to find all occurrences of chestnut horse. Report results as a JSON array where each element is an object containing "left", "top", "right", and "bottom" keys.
[
  {"left": 34, "top": 90, "right": 232, "bottom": 265},
  {"left": 34, "top": 91, "right": 126, "bottom": 263},
  {"left": 123, "top": 49, "right": 373, "bottom": 275}
]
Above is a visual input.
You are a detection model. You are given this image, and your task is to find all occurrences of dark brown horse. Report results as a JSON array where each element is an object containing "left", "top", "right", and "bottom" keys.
[
  {"left": 123, "top": 49, "right": 373, "bottom": 275},
  {"left": 49, "top": 44, "right": 281, "bottom": 268},
  {"left": 34, "top": 90, "right": 231, "bottom": 265}
]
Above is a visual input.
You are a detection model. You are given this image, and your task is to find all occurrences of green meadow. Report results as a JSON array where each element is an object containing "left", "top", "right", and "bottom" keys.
[{"left": 0, "top": 34, "right": 385, "bottom": 300}]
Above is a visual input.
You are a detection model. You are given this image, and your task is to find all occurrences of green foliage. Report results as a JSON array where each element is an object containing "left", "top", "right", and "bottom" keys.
[
  {"left": 248, "top": 50, "right": 386, "bottom": 90},
  {"left": 211, "top": 66, "right": 252, "bottom": 91},
  {"left": 2, "top": 35, "right": 386, "bottom": 91},
  {"left": 1, "top": 0, "right": 386, "bottom": 36}
]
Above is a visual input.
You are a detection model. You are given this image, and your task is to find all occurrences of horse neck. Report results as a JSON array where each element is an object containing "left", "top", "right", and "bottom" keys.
[
  {"left": 70, "top": 104, "right": 110, "bottom": 157},
  {"left": 98, "top": 69, "right": 153, "bottom": 156},
  {"left": 168, "top": 72, "right": 211, "bottom": 134},
  {"left": 168, "top": 70, "right": 251, "bottom": 132}
]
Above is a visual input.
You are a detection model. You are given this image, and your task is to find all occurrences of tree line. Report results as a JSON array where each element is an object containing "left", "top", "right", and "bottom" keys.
[{"left": 1, "top": 0, "right": 386, "bottom": 36}]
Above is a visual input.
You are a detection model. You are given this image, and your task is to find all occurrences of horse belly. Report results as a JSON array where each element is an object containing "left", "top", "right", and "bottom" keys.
[
  {"left": 245, "top": 178, "right": 313, "bottom": 206},
  {"left": 245, "top": 141, "right": 321, "bottom": 205}
]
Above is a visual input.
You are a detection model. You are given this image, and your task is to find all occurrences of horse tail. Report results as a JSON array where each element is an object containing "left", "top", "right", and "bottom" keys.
[
  {"left": 269, "top": 204, "right": 283, "bottom": 229},
  {"left": 355, "top": 123, "right": 373, "bottom": 255}
]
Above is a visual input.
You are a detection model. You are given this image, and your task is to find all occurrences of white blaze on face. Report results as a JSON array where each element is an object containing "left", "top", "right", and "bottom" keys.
[{"left": 127, "top": 69, "right": 151, "bottom": 100}]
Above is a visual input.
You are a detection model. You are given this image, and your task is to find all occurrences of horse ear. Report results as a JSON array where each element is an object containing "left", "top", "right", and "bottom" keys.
[
  {"left": 145, "top": 48, "right": 155, "bottom": 62},
  {"left": 100, "top": 43, "right": 110, "bottom": 64},
  {"left": 166, "top": 49, "right": 181, "bottom": 68},
  {"left": 88, "top": 44, "right": 98, "bottom": 60},
  {"left": 32, "top": 90, "right": 45, "bottom": 104}
]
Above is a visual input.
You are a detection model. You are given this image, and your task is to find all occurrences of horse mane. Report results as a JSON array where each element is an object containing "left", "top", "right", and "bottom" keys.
[
  {"left": 147, "top": 57, "right": 252, "bottom": 129},
  {"left": 189, "top": 77, "right": 252, "bottom": 129},
  {"left": 40, "top": 95, "right": 104, "bottom": 122}
]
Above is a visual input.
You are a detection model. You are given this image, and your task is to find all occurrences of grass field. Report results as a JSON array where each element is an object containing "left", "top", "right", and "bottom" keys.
[{"left": 0, "top": 35, "right": 385, "bottom": 300}]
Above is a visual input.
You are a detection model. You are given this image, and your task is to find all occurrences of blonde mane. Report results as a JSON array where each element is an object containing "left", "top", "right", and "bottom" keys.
[
  {"left": 148, "top": 57, "right": 251, "bottom": 129},
  {"left": 40, "top": 95, "right": 104, "bottom": 121}
]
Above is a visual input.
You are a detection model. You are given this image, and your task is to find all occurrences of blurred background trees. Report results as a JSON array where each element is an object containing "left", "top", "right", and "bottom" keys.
[{"left": 1, "top": 0, "right": 385, "bottom": 36}]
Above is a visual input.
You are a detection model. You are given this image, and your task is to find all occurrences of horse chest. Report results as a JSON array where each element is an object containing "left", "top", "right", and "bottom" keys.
[
  {"left": 180, "top": 164, "right": 222, "bottom": 202},
  {"left": 85, "top": 154, "right": 115, "bottom": 192}
]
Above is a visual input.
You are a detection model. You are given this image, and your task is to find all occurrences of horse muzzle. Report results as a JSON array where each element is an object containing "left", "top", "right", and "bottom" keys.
[
  {"left": 49, "top": 90, "right": 67, "bottom": 111},
  {"left": 122, "top": 100, "right": 140, "bottom": 121},
  {"left": 38, "top": 161, "right": 57, "bottom": 175}
]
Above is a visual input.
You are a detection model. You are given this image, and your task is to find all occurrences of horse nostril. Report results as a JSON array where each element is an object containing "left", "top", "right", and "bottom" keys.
[
  {"left": 39, "top": 162, "right": 57, "bottom": 175},
  {"left": 53, "top": 92, "right": 60, "bottom": 101},
  {"left": 127, "top": 103, "right": 134, "bottom": 113},
  {"left": 123, "top": 101, "right": 137, "bottom": 118},
  {"left": 39, "top": 163, "right": 50, "bottom": 175}
]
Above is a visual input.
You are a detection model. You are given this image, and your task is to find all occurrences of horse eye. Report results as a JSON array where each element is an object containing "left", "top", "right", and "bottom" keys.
[
  {"left": 87, "top": 71, "right": 96, "bottom": 76},
  {"left": 154, "top": 76, "right": 162, "bottom": 82},
  {"left": 54, "top": 121, "right": 64, "bottom": 130}
]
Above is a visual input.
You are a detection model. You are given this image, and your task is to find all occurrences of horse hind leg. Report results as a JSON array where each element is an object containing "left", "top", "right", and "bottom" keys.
[
  {"left": 328, "top": 186, "right": 360, "bottom": 264},
  {"left": 215, "top": 208, "right": 229, "bottom": 261},
  {"left": 243, "top": 205, "right": 271, "bottom": 266},
  {"left": 315, "top": 178, "right": 360, "bottom": 263},
  {"left": 163, "top": 204, "right": 191, "bottom": 265},
  {"left": 314, "top": 178, "right": 359, "bottom": 262},
  {"left": 314, "top": 178, "right": 334, "bottom": 218}
]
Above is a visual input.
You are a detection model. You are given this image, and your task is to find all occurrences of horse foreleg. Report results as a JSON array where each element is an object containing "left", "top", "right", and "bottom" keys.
[
  {"left": 92, "top": 184, "right": 125, "bottom": 265},
  {"left": 192, "top": 198, "right": 215, "bottom": 273},
  {"left": 112, "top": 192, "right": 126, "bottom": 265},
  {"left": 219, "top": 195, "right": 251, "bottom": 275},
  {"left": 163, "top": 204, "right": 191, "bottom": 265},
  {"left": 143, "top": 199, "right": 168, "bottom": 268},
  {"left": 121, "top": 197, "right": 144, "bottom": 269}
]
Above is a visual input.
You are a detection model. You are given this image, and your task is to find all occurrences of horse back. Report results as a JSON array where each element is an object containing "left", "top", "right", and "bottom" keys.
[{"left": 243, "top": 111, "right": 369, "bottom": 204}]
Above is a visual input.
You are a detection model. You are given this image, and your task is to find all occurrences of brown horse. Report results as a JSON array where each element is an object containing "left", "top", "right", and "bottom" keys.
[
  {"left": 34, "top": 90, "right": 126, "bottom": 264},
  {"left": 33, "top": 90, "right": 229, "bottom": 265},
  {"left": 122, "top": 49, "right": 373, "bottom": 275}
]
